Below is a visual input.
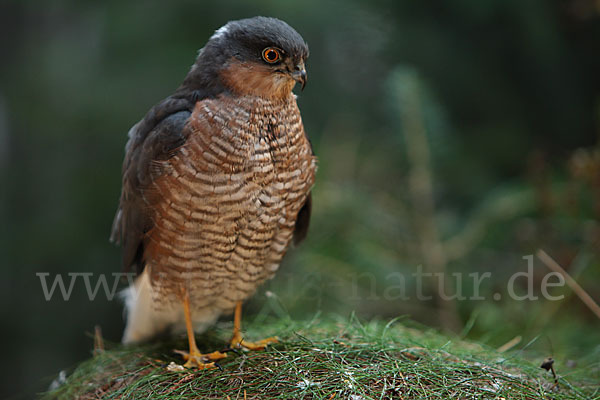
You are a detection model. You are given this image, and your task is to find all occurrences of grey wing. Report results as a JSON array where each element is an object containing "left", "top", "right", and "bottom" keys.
[
  {"left": 292, "top": 193, "right": 312, "bottom": 245},
  {"left": 110, "top": 108, "right": 191, "bottom": 275},
  {"left": 292, "top": 129, "right": 315, "bottom": 246}
]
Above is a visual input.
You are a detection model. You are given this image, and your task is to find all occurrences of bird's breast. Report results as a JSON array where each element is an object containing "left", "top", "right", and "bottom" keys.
[{"left": 145, "top": 95, "right": 316, "bottom": 308}]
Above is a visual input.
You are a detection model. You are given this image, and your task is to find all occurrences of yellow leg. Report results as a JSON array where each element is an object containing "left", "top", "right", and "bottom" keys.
[
  {"left": 229, "top": 301, "right": 278, "bottom": 350},
  {"left": 175, "top": 291, "right": 227, "bottom": 368}
]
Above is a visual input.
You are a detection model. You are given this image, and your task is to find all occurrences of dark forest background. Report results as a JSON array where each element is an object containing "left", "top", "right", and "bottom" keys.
[{"left": 1, "top": 0, "right": 600, "bottom": 398}]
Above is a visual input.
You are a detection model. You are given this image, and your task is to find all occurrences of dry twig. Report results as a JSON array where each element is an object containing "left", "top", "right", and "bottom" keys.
[{"left": 537, "top": 249, "right": 600, "bottom": 320}]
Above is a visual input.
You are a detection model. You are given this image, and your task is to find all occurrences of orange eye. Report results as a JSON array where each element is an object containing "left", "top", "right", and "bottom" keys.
[{"left": 262, "top": 47, "right": 281, "bottom": 63}]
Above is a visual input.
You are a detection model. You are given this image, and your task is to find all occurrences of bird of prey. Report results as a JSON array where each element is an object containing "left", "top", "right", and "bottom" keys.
[{"left": 110, "top": 16, "right": 316, "bottom": 368}]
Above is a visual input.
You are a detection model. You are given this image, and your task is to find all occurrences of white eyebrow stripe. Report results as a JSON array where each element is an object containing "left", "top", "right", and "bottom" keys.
[{"left": 211, "top": 25, "right": 230, "bottom": 40}]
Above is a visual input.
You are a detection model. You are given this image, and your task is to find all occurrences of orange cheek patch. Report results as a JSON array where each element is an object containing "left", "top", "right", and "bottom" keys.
[{"left": 220, "top": 60, "right": 295, "bottom": 100}]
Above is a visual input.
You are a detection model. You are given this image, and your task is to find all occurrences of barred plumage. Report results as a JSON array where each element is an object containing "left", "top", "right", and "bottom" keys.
[
  {"left": 147, "top": 95, "right": 315, "bottom": 310},
  {"left": 111, "top": 18, "right": 316, "bottom": 359}
]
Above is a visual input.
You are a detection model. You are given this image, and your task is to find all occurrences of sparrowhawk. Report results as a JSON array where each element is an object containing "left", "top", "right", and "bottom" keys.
[{"left": 110, "top": 16, "right": 316, "bottom": 368}]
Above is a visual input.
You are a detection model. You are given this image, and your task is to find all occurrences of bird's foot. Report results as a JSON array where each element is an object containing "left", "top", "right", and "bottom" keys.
[
  {"left": 230, "top": 332, "right": 278, "bottom": 351},
  {"left": 174, "top": 348, "right": 227, "bottom": 369}
]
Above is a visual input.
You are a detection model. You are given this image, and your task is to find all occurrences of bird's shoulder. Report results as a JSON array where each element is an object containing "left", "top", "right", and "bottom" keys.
[{"left": 110, "top": 91, "right": 202, "bottom": 272}]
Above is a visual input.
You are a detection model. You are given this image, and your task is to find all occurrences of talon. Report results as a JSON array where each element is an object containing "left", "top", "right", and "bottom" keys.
[
  {"left": 204, "top": 350, "right": 228, "bottom": 361},
  {"left": 222, "top": 347, "right": 242, "bottom": 356},
  {"left": 231, "top": 335, "right": 278, "bottom": 351},
  {"left": 229, "top": 302, "right": 279, "bottom": 351},
  {"left": 184, "top": 359, "right": 215, "bottom": 369},
  {"left": 175, "top": 348, "right": 227, "bottom": 367}
]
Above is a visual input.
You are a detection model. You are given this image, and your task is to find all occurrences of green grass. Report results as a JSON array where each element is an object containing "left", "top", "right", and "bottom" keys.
[{"left": 41, "top": 315, "right": 599, "bottom": 399}]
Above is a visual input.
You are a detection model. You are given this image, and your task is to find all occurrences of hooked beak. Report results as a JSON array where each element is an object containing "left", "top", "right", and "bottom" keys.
[{"left": 291, "top": 62, "right": 307, "bottom": 90}]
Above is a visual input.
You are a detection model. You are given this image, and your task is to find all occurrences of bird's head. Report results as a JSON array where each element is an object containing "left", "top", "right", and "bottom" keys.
[{"left": 186, "top": 17, "right": 309, "bottom": 100}]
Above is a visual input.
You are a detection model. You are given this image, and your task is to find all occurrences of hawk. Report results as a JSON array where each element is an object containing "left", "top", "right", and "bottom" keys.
[{"left": 110, "top": 16, "right": 316, "bottom": 368}]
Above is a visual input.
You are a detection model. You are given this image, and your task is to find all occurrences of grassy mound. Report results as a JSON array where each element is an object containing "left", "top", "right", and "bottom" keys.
[{"left": 41, "top": 315, "right": 598, "bottom": 399}]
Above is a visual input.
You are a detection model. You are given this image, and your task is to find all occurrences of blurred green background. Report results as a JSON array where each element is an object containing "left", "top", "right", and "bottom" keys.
[{"left": 2, "top": 0, "right": 600, "bottom": 398}]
